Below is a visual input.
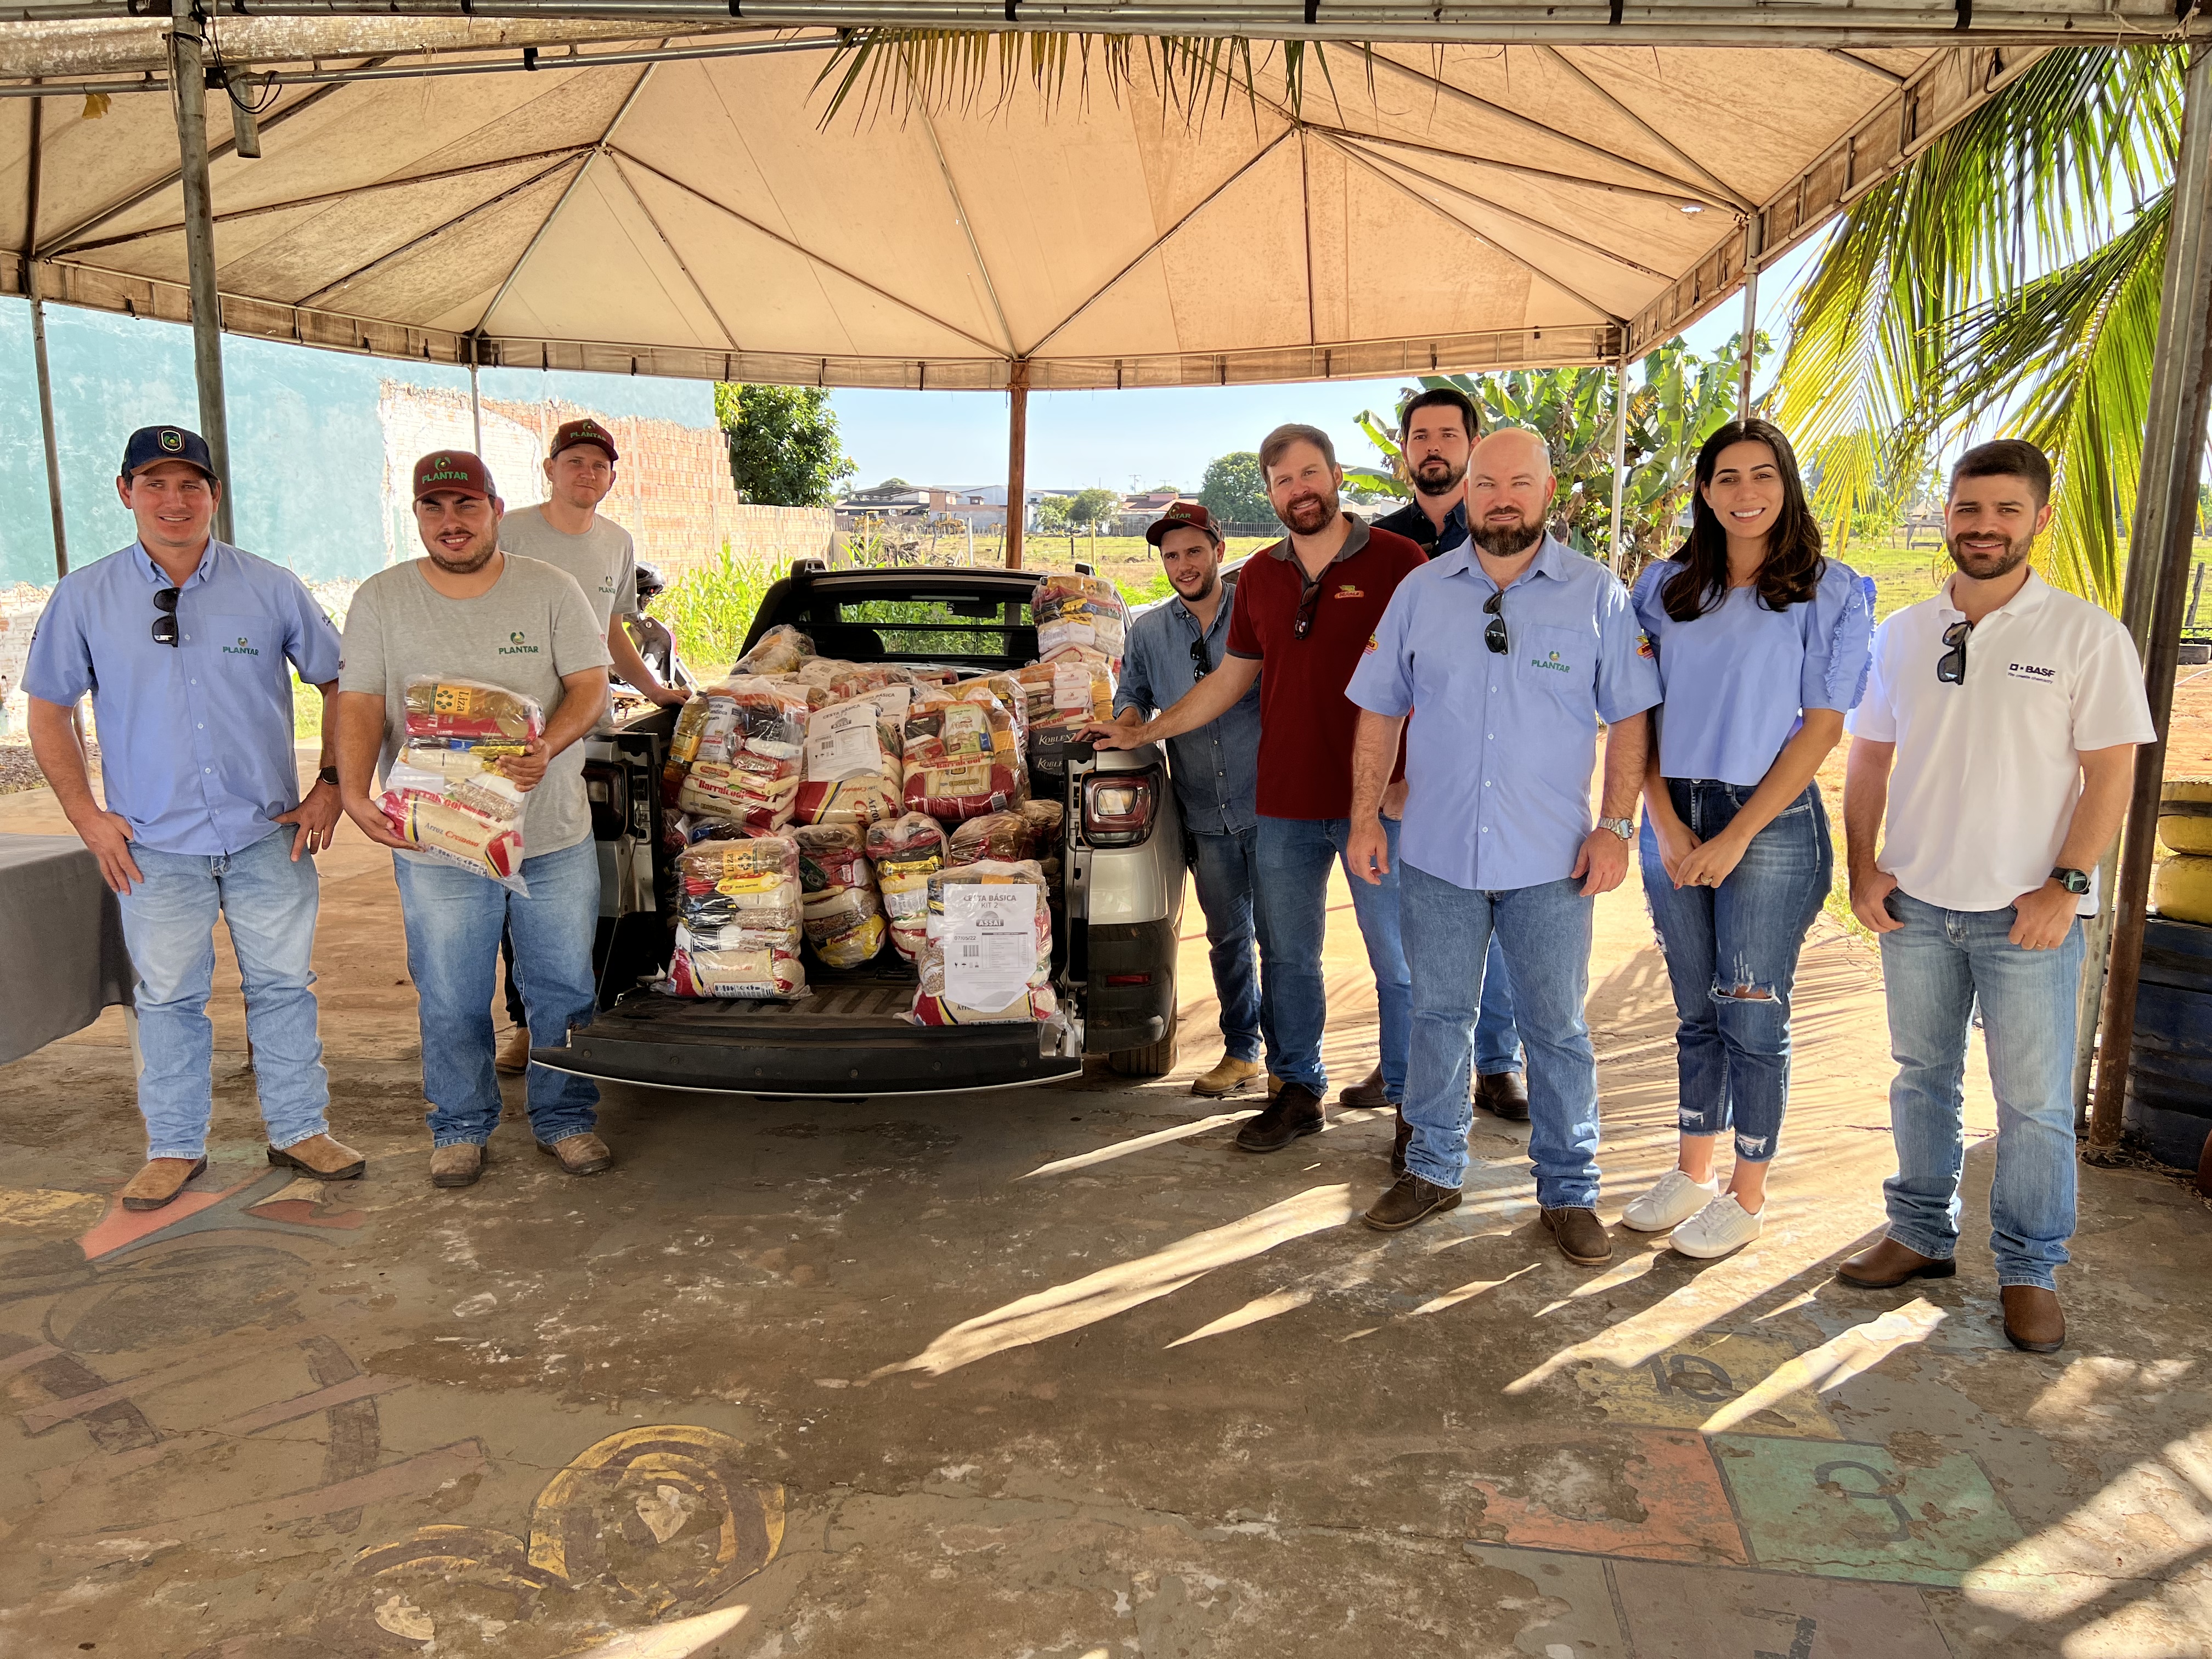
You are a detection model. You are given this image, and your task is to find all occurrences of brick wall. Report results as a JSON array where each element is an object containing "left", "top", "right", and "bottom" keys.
[{"left": 379, "top": 385, "right": 836, "bottom": 581}]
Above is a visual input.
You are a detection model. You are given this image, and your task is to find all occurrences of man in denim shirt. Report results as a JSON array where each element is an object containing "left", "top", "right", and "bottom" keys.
[{"left": 1106, "top": 501, "right": 1268, "bottom": 1097}]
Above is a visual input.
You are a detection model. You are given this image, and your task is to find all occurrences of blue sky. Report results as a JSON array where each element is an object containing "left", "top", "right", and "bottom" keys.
[{"left": 828, "top": 238, "right": 1823, "bottom": 491}]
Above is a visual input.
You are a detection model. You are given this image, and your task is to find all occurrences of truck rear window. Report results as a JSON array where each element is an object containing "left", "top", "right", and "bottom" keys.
[{"left": 836, "top": 596, "right": 1031, "bottom": 658}]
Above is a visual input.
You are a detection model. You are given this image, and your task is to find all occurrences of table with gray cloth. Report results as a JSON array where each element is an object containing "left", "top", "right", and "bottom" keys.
[{"left": 0, "top": 835, "right": 133, "bottom": 1067}]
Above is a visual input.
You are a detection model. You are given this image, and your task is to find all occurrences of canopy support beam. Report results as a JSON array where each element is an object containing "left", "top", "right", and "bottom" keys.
[
  {"left": 1607, "top": 350, "right": 1629, "bottom": 575},
  {"left": 169, "top": 0, "right": 234, "bottom": 542},
  {"left": 468, "top": 342, "right": 483, "bottom": 453},
  {"left": 1736, "top": 215, "right": 1761, "bottom": 418},
  {"left": 25, "top": 88, "right": 67, "bottom": 577},
  {"left": 1006, "top": 360, "right": 1028, "bottom": 571},
  {"left": 2086, "top": 41, "right": 2212, "bottom": 1161}
]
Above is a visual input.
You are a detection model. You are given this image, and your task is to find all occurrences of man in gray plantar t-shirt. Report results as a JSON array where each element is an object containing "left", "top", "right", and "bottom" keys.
[
  {"left": 489, "top": 416, "right": 685, "bottom": 1070},
  {"left": 337, "top": 450, "right": 618, "bottom": 1192}
]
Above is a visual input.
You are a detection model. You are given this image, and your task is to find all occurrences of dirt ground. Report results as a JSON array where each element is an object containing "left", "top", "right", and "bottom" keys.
[{"left": 1, "top": 763, "right": 2209, "bottom": 1659}]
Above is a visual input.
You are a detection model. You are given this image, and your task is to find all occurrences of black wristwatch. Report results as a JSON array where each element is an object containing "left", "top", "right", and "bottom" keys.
[
  {"left": 2050, "top": 866, "right": 2090, "bottom": 895},
  {"left": 317, "top": 765, "right": 341, "bottom": 787}
]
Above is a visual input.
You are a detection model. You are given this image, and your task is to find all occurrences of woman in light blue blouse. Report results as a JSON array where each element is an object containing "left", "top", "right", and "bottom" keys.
[{"left": 1622, "top": 419, "right": 1875, "bottom": 1259}]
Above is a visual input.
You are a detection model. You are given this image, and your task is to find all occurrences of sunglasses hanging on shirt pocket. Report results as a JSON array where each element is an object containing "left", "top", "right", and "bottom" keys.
[{"left": 151, "top": 586, "right": 180, "bottom": 647}]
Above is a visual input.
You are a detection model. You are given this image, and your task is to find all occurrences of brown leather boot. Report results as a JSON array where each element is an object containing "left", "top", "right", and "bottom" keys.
[
  {"left": 1364, "top": 1172, "right": 1462, "bottom": 1232},
  {"left": 2001, "top": 1285, "right": 2066, "bottom": 1353},
  {"left": 429, "top": 1143, "right": 486, "bottom": 1188},
  {"left": 1542, "top": 1205, "right": 1613, "bottom": 1266},
  {"left": 1390, "top": 1108, "right": 1413, "bottom": 1175},
  {"left": 1475, "top": 1070, "right": 1530, "bottom": 1122},
  {"left": 1339, "top": 1066, "right": 1390, "bottom": 1108},
  {"left": 1837, "top": 1237, "right": 1956, "bottom": 1289},
  {"left": 538, "top": 1132, "right": 614, "bottom": 1175},
  {"left": 1191, "top": 1055, "right": 1265, "bottom": 1098},
  {"left": 1235, "top": 1085, "right": 1324, "bottom": 1153},
  {"left": 121, "top": 1156, "right": 207, "bottom": 1212},
  {"left": 496, "top": 1025, "right": 532, "bottom": 1076},
  {"left": 267, "top": 1133, "right": 366, "bottom": 1181}
]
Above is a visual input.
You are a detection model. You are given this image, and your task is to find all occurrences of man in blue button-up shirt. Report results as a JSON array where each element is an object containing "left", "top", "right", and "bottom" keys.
[
  {"left": 24, "top": 426, "right": 364, "bottom": 1213},
  {"left": 1344, "top": 428, "right": 1660, "bottom": 1258},
  {"left": 1108, "top": 501, "right": 1269, "bottom": 1097}
]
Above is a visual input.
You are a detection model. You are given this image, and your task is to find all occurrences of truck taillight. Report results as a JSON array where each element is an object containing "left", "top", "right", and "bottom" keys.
[{"left": 1082, "top": 765, "right": 1161, "bottom": 848}]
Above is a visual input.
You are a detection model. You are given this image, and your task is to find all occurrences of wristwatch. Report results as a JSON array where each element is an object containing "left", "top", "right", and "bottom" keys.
[
  {"left": 317, "top": 765, "right": 341, "bottom": 787},
  {"left": 1598, "top": 816, "right": 1637, "bottom": 842},
  {"left": 2051, "top": 866, "right": 2090, "bottom": 895}
]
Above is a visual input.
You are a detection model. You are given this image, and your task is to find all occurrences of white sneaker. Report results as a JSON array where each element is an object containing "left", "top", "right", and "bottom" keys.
[
  {"left": 1620, "top": 1169, "right": 1720, "bottom": 1233},
  {"left": 1669, "top": 1195, "right": 1765, "bottom": 1260}
]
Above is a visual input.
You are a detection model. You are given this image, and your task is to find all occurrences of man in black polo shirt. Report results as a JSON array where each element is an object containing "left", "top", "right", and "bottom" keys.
[{"left": 1367, "top": 387, "right": 1529, "bottom": 1126}]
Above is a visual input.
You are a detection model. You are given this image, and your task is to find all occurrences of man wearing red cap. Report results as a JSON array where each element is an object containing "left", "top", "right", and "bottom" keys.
[
  {"left": 490, "top": 416, "right": 684, "bottom": 1072},
  {"left": 337, "top": 452, "right": 616, "bottom": 1189}
]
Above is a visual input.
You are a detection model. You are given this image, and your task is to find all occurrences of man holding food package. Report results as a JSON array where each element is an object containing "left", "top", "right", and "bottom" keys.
[
  {"left": 491, "top": 417, "right": 684, "bottom": 1074},
  {"left": 336, "top": 451, "right": 615, "bottom": 1189},
  {"left": 23, "top": 425, "right": 360, "bottom": 1212}
]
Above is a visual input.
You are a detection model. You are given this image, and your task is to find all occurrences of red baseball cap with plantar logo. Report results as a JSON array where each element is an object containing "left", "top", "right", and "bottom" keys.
[
  {"left": 549, "top": 417, "right": 619, "bottom": 463},
  {"left": 413, "top": 451, "right": 499, "bottom": 503},
  {"left": 1145, "top": 500, "right": 1222, "bottom": 546}
]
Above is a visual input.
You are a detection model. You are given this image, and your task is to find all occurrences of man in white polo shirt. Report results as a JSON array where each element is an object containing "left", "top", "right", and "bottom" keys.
[{"left": 1841, "top": 439, "right": 2153, "bottom": 1355}]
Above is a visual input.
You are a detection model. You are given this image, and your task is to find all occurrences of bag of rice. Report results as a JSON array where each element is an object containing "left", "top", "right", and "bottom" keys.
[
  {"left": 794, "top": 822, "right": 886, "bottom": 969},
  {"left": 674, "top": 677, "right": 811, "bottom": 831},
  {"left": 666, "top": 833, "right": 806, "bottom": 998},
  {"left": 866, "top": 812, "right": 946, "bottom": 964},
  {"left": 379, "top": 675, "right": 544, "bottom": 893},
  {"left": 910, "top": 859, "right": 1057, "bottom": 1026},
  {"left": 901, "top": 683, "right": 1025, "bottom": 821},
  {"left": 794, "top": 686, "right": 909, "bottom": 827}
]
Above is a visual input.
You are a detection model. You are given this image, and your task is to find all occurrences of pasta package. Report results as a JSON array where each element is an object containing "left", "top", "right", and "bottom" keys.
[
  {"left": 674, "top": 677, "right": 811, "bottom": 831},
  {"left": 901, "top": 683, "right": 1025, "bottom": 821},
  {"left": 867, "top": 812, "right": 946, "bottom": 964},
  {"left": 910, "top": 860, "right": 1057, "bottom": 1026},
  {"left": 380, "top": 676, "right": 545, "bottom": 893},
  {"left": 666, "top": 834, "right": 806, "bottom": 999},
  {"left": 794, "top": 823, "right": 885, "bottom": 968},
  {"left": 1032, "top": 572, "right": 1128, "bottom": 663},
  {"left": 732, "top": 623, "right": 813, "bottom": 678},
  {"left": 794, "top": 687, "right": 909, "bottom": 827}
]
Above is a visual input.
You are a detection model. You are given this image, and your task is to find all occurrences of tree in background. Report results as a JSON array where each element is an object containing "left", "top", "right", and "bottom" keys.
[
  {"left": 714, "top": 383, "right": 857, "bottom": 507},
  {"left": 1351, "top": 342, "right": 1745, "bottom": 580},
  {"left": 1770, "top": 47, "right": 2188, "bottom": 610},
  {"left": 1067, "top": 488, "right": 1122, "bottom": 533},
  {"left": 1199, "top": 452, "right": 1271, "bottom": 527},
  {"left": 1032, "top": 495, "right": 1074, "bottom": 534}
]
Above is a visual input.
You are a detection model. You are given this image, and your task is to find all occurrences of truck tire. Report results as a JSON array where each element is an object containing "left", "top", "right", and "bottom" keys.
[{"left": 1108, "top": 1015, "right": 1179, "bottom": 1079}]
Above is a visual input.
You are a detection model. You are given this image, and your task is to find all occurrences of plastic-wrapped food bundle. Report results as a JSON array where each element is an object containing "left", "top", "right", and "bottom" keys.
[
  {"left": 731, "top": 623, "right": 813, "bottom": 678},
  {"left": 661, "top": 694, "right": 714, "bottom": 806},
  {"left": 674, "top": 677, "right": 810, "bottom": 831},
  {"left": 793, "top": 823, "right": 885, "bottom": 968},
  {"left": 901, "top": 682, "right": 1025, "bottom": 821},
  {"left": 910, "top": 860, "right": 1057, "bottom": 1026},
  {"left": 946, "top": 810, "right": 1029, "bottom": 868},
  {"left": 866, "top": 812, "right": 946, "bottom": 964},
  {"left": 667, "top": 833, "right": 806, "bottom": 999},
  {"left": 1019, "top": 647, "right": 1115, "bottom": 794},
  {"left": 953, "top": 672, "right": 1030, "bottom": 738},
  {"left": 379, "top": 676, "right": 544, "bottom": 893},
  {"left": 794, "top": 686, "right": 909, "bottom": 827},
  {"left": 791, "top": 657, "right": 910, "bottom": 708},
  {"left": 1032, "top": 572, "right": 1128, "bottom": 663}
]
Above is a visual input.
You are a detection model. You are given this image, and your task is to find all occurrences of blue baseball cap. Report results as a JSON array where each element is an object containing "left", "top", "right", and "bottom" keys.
[{"left": 121, "top": 425, "right": 217, "bottom": 481}]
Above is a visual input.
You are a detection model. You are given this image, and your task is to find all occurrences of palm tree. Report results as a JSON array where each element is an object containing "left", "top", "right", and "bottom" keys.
[{"left": 1769, "top": 47, "right": 2188, "bottom": 611}]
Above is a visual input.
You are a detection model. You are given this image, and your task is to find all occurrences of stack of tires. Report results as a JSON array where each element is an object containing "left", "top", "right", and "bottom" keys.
[{"left": 2133, "top": 777, "right": 2212, "bottom": 1173}]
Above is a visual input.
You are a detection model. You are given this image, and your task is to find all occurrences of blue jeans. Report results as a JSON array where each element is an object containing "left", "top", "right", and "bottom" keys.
[
  {"left": 1188, "top": 827, "right": 1267, "bottom": 1064},
  {"left": 1640, "top": 780, "right": 1831, "bottom": 1164},
  {"left": 391, "top": 839, "right": 601, "bottom": 1147},
  {"left": 1475, "top": 935, "right": 1522, "bottom": 1076},
  {"left": 116, "top": 830, "right": 329, "bottom": 1160},
  {"left": 1399, "top": 865, "right": 1598, "bottom": 1205},
  {"left": 1877, "top": 890, "right": 2085, "bottom": 1290},
  {"left": 1254, "top": 814, "right": 1410, "bottom": 1100}
]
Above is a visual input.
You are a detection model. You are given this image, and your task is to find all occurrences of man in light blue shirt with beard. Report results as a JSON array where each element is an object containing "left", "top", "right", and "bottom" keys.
[{"left": 1343, "top": 428, "right": 1659, "bottom": 1260}]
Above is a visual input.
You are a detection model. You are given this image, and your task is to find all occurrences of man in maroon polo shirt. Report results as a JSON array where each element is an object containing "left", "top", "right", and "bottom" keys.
[{"left": 1096, "top": 423, "right": 1425, "bottom": 1151}]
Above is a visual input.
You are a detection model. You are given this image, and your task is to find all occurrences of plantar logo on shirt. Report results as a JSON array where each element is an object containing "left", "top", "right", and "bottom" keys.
[
  {"left": 222, "top": 633, "right": 260, "bottom": 657},
  {"left": 500, "top": 629, "right": 540, "bottom": 657},
  {"left": 1532, "top": 648, "right": 1571, "bottom": 674}
]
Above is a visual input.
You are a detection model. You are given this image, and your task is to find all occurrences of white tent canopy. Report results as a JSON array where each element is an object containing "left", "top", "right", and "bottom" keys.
[{"left": 0, "top": 12, "right": 2075, "bottom": 388}]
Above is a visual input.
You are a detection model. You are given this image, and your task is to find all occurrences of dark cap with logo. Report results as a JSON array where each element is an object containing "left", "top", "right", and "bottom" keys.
[
  {"left": 1145, "top": 499, "right": 1222, "bottom": 547},
  {"left": 413, "top": 450, "right": 499, "bottom": 503},
  {"left": 549, "top": 417, "right": 619, "bottom": 463},
  {"left": 120, "top": 425, "right": 217, "bottom": 481}
]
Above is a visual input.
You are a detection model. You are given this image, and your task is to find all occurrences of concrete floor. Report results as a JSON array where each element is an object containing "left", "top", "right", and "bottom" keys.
[{"left": 2, "top": 769, "right": 2209, "bottom": 1659}]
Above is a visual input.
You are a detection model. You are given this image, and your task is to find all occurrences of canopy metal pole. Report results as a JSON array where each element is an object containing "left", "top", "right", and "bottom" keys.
[
  {"left": 1736, "top": 217, "right": 1762, "bottom": 420},
  {"left": 469, "top": 346, "right": 484, "bottom": 453},
  {"left": 25, "top": 88, "right": 68, "bottom": 577},
  {"left": 1006, "top": 359, "right": 1028, "bottom": 571},
  {"left": 2087, "top": 40, "right": 2212, "bottom": 1161},
  {"left": 168, "top": 0, "right": 234, "bottom": 543},
  {"left": 1606, "top": 349, "right": 1629, "bottom": 574}
]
